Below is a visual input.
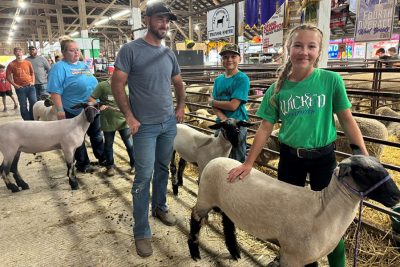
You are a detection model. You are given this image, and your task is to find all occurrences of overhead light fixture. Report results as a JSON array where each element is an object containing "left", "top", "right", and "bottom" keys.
[
  {"left": 167, "top": 31, "right": 171, "bottom": 37},
  {"left": 18, "top": 1, "right": 27, "bottom": 8},
  {"left": 7, "top": 40, "right": 12, "bottom": 44},
  {"left": 70, "top": 31, "right": 79, "bottom": 37},
  {"left": 9, "top": 31, "right": 14, "bottom": 36},
  {"left": 94, "top": 18, "right": 109, "bottom": 26},
  {"left": 11, "top": 24, "right": 17, "bottom": 30},
  {"left": 194, "top": 24, "right": 200, "bottom": 31},
  {"left": 15, "top": 16, "right": 21, "bottom": 22}
]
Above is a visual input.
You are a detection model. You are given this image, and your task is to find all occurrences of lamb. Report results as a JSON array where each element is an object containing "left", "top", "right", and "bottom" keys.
[
  {"left": 0, "top": 102, "right": 99, "bottom": 193},
  {"left": 375, "top": 106, "right": 400, "bottom": 139},
  {"left": 32, "top": 98, "right": 58, "bottom": 121},
  {"left": 188, "top": 155, "right": 400, "bottom": 266},
  {"left": 170, "top": 119, "right": 252, "bottom": 195}
]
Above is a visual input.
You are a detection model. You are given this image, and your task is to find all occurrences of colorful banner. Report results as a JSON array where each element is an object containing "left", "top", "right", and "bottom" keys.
[
  {"left": 245, "top": 0, "right": 259, "bottom": 27},
  {"left": 261, "top": 0, "right": 284, "bottom": 24},
  {"left": 262, "top": 3, "right": 284, "bottom": 53},
  {"left": 355, "top": 0, "right": 396, "bottom": 42}
]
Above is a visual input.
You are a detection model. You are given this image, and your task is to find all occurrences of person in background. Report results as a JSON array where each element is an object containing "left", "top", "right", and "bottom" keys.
[
  {"left": 228, "top": 24, "right": 368, "bottom": 267},
  {"left": 89, "top": 79, "right": 135, "bottom": 177},
  {"left": 0, "top": 64, "right": 18, "bottom": 112},
  {"left": 388, "top": 47, "right": 399, "bottom": 59},
  {"left": 111, "top": 1, "right": 185, "bottom": 258},
  {"left": 6, "top": 47, "right": 36, "bottom": 120},
  {"left": 26, "top": 46, "right": 51, "bottom": 100},
  {"left": 47, "top": 36, "right": 105, "bottom": 173},
  {"left": 209, "top": 43, "right": 250, "bottom": 163}
]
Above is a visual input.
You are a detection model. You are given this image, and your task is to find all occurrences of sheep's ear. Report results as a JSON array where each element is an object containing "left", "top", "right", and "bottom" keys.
[
  {"left": 237, "top": 121, "right": 253, "bottom": 127},
  {"left": 350, "top": 144, "right": 362, "bottom": 155},
  {"left": 208, "top": 122, "right": 222, "bottom": 130},
  {"left": 338, "top": 163, "right": 351, "bottom": 180},
  {"left": 71, "top": 103, "right": 87, "bottom": 109}
]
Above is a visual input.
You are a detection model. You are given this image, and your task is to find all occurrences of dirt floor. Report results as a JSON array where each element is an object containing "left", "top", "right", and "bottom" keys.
[{"left": 0, "top": 103, "right": 282, "bottom": 267}]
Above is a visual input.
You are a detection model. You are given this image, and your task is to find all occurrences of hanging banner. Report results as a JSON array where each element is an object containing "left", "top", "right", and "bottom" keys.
[
  {"left": 355, "top": 0, "right": 395, "bottom": 42},
  {"left": 207, "top": 4, "right": 236, "bottom": 40},
  {"left": 245, "top": 0, "right": 259, "bottom": 28},
  {"left": 262, "top": 3, "right": 284, "bottom": 53},
  {"left": 261, "top": 0, "right": 285, "bottom": 24}
]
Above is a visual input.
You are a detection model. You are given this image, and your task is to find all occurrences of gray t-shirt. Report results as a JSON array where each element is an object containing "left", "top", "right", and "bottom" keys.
[
  {"left": 115, "top": 38, "right": 180, "bottom": 124},
  {"left": 26, "top": 55, "right": 51, "bottom": 84}
]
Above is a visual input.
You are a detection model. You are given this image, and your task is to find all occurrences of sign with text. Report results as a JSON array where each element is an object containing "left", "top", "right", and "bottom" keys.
[
  {"left": 355, "top": 0, "right": 395, "bottom": 42},
  {"left": 207, "top": 4, "right": 235, "bottom": 40},
  {"left": 262, "top": 3, "right": 284, "bottom": 53}
]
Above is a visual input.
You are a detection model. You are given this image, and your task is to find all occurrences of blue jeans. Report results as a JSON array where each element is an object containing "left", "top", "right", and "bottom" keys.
[
  {"left": 131, "top": 115, "right": 177, "bottom": 240},
  {"left": 15, "top": 85, "right": 36, "bottom": 120},
  {"left": 104, "top": 128, "right": 135, "bottom": 167},
  {"left": 65, "top": 110, "right": 105, "bottom": 170},
  {"left": 34, "top": 84, "right": 48, "bottom": 100}
]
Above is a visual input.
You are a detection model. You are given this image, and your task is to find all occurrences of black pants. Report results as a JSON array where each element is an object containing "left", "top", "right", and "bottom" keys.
[{"left": 278, "top": 143, "right": 337, "bottom": 191}]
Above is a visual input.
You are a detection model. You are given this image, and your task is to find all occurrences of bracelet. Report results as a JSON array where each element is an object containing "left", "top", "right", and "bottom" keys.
[{"left": 56, "top": 107, "right": 64, "bottom": 112}]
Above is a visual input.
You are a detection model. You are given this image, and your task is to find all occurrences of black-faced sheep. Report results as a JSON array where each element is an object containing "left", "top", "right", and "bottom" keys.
[
  {"left": 188, "top": 156, "right": 400, "bottom": 266},
  {"left": 170, "top": 119, "right": 252, "bottom": 195},
  {"left": 32, "top": 97, "right": 58, "bottom": 121},
  {"left": 0, "top": 103, "right": 99, "bottom": 192},
  {"left": 375, "top": 106, "right": 400, "bottom": 139}
]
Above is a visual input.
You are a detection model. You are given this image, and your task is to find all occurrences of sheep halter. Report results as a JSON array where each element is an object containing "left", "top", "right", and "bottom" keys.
[{"left": 339, "top": 174, "right": 392, "bottom": 267}]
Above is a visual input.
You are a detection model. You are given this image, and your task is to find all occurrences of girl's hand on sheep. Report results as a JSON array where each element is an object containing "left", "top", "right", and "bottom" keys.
[
  {"left": 99, "top": 105, "right": 108, "bottom": 111},
  {"left": 227, "top": 164, "right": 252, "bottom": 183}
]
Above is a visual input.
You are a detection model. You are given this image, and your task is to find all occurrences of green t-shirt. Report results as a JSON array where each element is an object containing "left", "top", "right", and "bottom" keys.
[
  {"left": 91, "top": 80, "right": 128, "bottom": 132},
  {"left": 256, "top": 69, "right": 351, "bottom": 149}
]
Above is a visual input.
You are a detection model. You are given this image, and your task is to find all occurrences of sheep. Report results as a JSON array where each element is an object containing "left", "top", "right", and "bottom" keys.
[
  {"left": 188, "top": 155, "right": 400, "bottom": 266},
  {"left": 335, "top": 116, "right": 388, "bottom": 159},
  {"left": 32, "top": 98, "right": 58, "bottom": 121},
  {"left": 0, "top": 102, "right": 99, "bottom": 193},
  {"left": 185, "top": 85, "right": 213, "bottom": 112},
  {"left": 375, "top": 106, "right": 400, "bottom": 139},
  {"left": 170, "top": 119, "right": 252, "bottom": 195}
]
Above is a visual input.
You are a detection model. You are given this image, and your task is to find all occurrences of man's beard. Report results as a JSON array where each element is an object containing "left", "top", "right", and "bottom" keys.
[{"left": 149, "top": 26, "right": 167, "bottom": 40}]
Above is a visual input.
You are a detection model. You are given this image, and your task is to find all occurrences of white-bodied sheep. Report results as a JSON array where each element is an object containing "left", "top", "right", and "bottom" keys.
[
  {"left": 375, "top": 106, "right": 400, "bottom": 139},
  {"left": 32, "top": 98, "right": 58, "bottom": 121},
  {"left": 188, "top": 156, "right": 400, "bottom": 266},
  {"left": 0, "top": 103, "right": 99, "bottom": 193},
  {"left": 170, "top": 119, "right": 252, "bottom": 195}
]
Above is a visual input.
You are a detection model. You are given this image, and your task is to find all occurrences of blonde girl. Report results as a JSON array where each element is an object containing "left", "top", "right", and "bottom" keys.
[{"left": 228, "top": 24, "right": 368, "bottom": 267}]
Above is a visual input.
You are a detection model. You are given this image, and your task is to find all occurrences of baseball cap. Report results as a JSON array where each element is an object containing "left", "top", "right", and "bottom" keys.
[
  {"left": 28, "top": 46, "right": 36, "bottom": 50},
  {"left": 219, "top": 43, "right": 240, "bottom": 56},
  {"left": 145, "top": 2, "right": 177, "bottom": 21}
]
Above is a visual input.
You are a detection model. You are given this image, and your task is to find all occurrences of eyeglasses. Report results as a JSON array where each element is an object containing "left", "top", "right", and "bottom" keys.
[{"left": 222, "top": 55, "right": 239, "bottom": 60}]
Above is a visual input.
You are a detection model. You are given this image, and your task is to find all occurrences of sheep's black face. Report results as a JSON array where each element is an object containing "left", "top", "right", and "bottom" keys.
[
  {"left": 209, "top": 119, "right": 253, "bottom": 148},
  {"left": 84, "top": 105, "right": 99, "bottom": 123},
  {"left": 339, "top": 155, "right": 400, "bottom": 207}
]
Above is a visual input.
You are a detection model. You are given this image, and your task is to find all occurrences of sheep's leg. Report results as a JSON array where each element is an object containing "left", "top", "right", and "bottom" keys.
[
  {"left": 177, "top": 157, "right": 186, "bottom": 186},
  {"left": 170, "top": 150, "right": 179, "bottom": 195},
  {"left": 222, "top": 212, "right": 241, "bottom": 260},
  {"left": 188, "top": 209, "right": 207, "bottom": 261},
  {"left": 67, "top": 161, "right": 79, "bottom": 190},
  {"left": 1, "top": 162, "right": 20, "bottom": 193},
  {"left": 11, "top": 151, "right": 29, "bottom": 190}
]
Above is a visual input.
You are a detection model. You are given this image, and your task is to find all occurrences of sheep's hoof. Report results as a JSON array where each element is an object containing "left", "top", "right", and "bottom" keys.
[
  {"left": 69, "top": 178, "right": 79, "bottom": 190},
  {"left": 188, "top": 239, "right": 201, "bottom": 261},
  {"left": 173, "top": 184, "right": 179, "bottom": 195},
  {"left": 17, "top": 181, "right": 29, "bottom": 190},
  {"left": 6, "top": 183, "right": 20, "bottom": 193},
  {"left": 229, "top": 249, "right": 241, "bottom": 261}
]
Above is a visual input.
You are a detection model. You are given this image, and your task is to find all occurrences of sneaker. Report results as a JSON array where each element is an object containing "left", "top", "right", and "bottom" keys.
[
  {"left": 153, "top": 207, "right": 176, "bottom": 226},
  {"left": 76, "top": 165, "right": 97, "bottom": 173},
  {"left": 135, "top": 238, "right": 153, "bottom": 258},
  {"left": 106, "top": 166, "right": 115, "bottom": 176}
]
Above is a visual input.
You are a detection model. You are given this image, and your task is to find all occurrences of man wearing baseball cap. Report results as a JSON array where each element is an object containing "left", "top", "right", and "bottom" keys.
[
  {"left": 209, "top": 43, "right": 250, "bottom": 163},
  {"left": 26, "top": 46, "right": 51, "bottom": 100},
  {"left": 111, "top": 1, "right": 185, "bottom": 258}
]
